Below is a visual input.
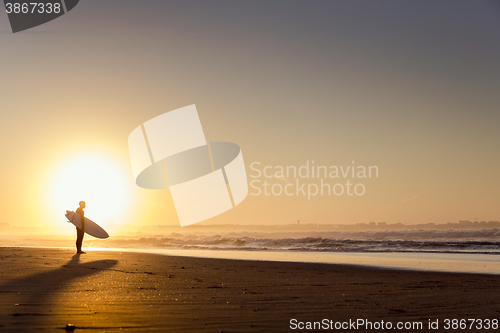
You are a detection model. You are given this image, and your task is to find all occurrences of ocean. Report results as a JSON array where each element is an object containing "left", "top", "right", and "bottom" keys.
[{"left": 86, "top": 229, "right": 500, "bottom": 254}]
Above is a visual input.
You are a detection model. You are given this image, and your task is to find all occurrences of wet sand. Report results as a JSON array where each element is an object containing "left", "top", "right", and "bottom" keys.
[{"left": 0, "top": 247, "right": 499, "bottom": 332}]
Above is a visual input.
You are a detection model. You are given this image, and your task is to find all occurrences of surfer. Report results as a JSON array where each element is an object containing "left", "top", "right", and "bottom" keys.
[{"left": 75, "top": 201, "right": 86, "bottom": 254}]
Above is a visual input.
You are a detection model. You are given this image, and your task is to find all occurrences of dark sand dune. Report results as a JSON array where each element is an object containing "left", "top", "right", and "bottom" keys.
[{"left": 0, "top": 247, "right": 499, "bottom": 332}]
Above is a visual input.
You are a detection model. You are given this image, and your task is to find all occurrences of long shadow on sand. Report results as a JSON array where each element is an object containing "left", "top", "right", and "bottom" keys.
[{"left": 0, "top": 254, "right": 117, "bottom": 330}]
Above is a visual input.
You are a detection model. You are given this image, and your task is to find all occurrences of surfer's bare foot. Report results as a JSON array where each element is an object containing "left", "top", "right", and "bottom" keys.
[{"left": 77, "top": 251, "right": 86, "bottom": 254}]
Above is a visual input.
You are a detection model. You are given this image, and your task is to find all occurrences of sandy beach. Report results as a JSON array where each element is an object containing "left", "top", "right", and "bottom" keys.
[{"left": 1, "top": 247, "right": 499, "bottom": 332}]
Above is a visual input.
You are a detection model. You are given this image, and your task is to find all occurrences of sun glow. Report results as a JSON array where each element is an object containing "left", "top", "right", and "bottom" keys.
[{"left": 49, "top": 153, "right": 131, "bottom": 230}]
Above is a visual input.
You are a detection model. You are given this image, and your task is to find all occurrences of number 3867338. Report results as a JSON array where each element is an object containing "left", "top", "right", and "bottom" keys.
[{"left": 5, "top": 2, "right": 62, "bottom": 14}]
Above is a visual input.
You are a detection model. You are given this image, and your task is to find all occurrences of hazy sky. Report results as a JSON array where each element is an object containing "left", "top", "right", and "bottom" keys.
[{"left": 1, "top": 0, "right": 499, "bottom": 229}]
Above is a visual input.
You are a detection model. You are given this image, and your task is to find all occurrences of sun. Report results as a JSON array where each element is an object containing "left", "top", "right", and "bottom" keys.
[{"left": 49, "top": 153, "right": 130, "bottom": 228}]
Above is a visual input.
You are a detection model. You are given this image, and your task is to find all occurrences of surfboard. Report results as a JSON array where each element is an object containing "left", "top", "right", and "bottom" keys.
[{"left": 65, "top": 210, "right": 109, "bottom": 239}]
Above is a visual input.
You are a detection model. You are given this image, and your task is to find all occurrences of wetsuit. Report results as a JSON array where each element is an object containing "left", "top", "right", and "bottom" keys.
[{"left": 75, "top": 207, "right": 85, "bottom": 252}]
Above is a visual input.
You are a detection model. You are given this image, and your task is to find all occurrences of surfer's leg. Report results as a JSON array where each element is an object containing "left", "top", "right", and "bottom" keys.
[
  {"left": 76, "top": 228, "right": 84, "bottom": 253},
  {"left": 80, "top": 231, "right": 85, "bottom": 253}
]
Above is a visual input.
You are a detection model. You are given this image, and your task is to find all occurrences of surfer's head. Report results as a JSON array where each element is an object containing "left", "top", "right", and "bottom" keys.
[{"left": 79, "top": 201, "right": 86, "bottom": 208}]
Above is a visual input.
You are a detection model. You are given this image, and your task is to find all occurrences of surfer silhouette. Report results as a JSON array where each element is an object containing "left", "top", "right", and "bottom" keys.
[{"left": 75, "top": 201, "right": 86, "bottom": 254}]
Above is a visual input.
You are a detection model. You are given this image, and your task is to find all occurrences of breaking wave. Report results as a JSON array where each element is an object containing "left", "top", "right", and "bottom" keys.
[{"left": 99, "top": 229, "right": 500, "bottom": 254}]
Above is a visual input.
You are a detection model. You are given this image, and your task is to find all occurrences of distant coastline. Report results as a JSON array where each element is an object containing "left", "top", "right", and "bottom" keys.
[{"left": 1, "top": 220, "right": 500, "bottom": 236}]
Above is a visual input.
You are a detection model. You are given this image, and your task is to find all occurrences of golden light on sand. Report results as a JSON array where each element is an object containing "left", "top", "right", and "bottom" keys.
[{"left": 48, "top": 153, "right": 130, "bottom": 229}]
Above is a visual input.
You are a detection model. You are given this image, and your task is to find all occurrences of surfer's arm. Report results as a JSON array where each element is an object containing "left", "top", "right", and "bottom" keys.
[{"left": 81, "top": 215, "right": 85, "bottom": 232}]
